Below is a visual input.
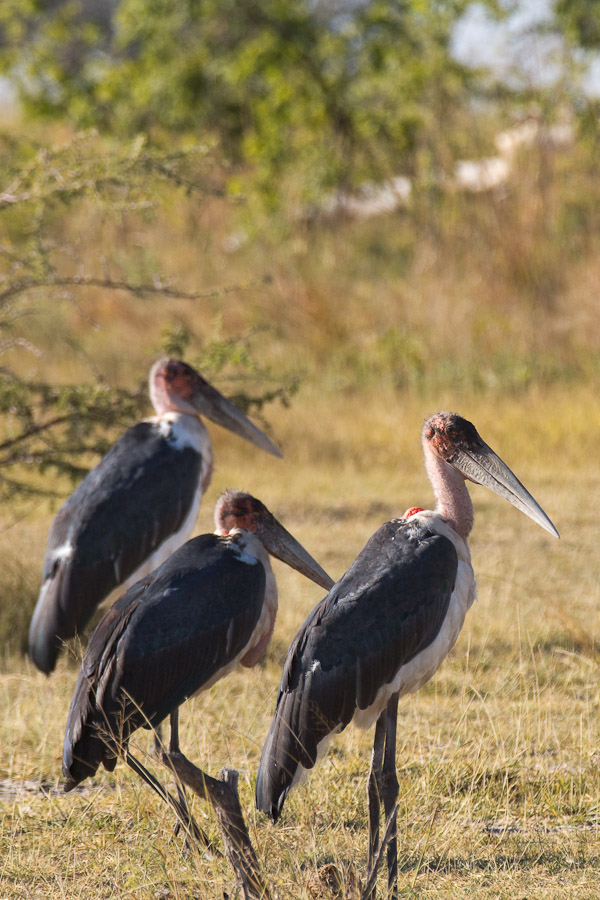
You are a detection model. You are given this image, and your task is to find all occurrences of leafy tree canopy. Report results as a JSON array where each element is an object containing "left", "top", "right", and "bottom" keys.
[
  {"left": 555, "top": 0, "right": 600, "bottom": 49},
  {"left": 0, "top": 132, "right": 293, "bottom": 502},
  {"left": 0, "top": 0, "right": 475, "bottom": 194}
]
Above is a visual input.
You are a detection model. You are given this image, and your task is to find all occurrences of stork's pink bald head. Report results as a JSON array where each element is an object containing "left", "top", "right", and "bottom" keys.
[
  {"left": 422, "top": 412, "right": 484, "bottom": 466},
  {"left": 149, "top": 358, "right": 207, "bottom": 416},
  {"left": 214, "top": 490, "right": 266, "bottom": 535},
  {"left": 147, "top": 358, "right": 282, "bottom": 457},
  {"left": 213, "top": 489, "right": 334, "bottom": 590}
]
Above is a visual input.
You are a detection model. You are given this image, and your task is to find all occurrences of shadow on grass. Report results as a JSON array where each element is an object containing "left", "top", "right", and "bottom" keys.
[{"left": 400, "top": 845, "right": 600, "bottom": 877}]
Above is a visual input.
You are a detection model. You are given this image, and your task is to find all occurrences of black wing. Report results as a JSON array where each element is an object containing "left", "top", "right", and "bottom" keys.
[
  {"left": 62, "top": 582, "right": 144, "bottom": 787},
  {"left": 256, "top": 518, "right": 458, "bottom": 820},
  {"left": 63, "top": 533, "right": 266, "bottom": 788},
  {"left": 29, "top": 421, "right": 203, "bottom": 673}
]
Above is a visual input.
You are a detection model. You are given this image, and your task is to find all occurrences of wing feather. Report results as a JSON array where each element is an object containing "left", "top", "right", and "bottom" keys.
[
  {"left": 30, "top": 421, "right": 203, "bottom": 673},
  {"left": 256, "top": 518, "right": 459, "bottom": 819},
  {"left": 63, "top": 534, "right": 266, "bottom": 789}
]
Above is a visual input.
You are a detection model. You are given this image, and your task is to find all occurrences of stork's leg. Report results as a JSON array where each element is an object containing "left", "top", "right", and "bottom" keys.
[
  {"left": 167, "top": 709, "right": 207, "bottom": 850},
  {"left": 153, "top": 721, "right": 163, "bottom": 757},
  {"left": 120, "top": 710, "right": 211, "bottom": 851},
  {"left": 381, "top": 694, "right": 399, "bottom": 898},
  {"left": 169, "top": 711, "right": 191, "bottom": 836},
  {"left": 367, "top": 709, "right": 387, "bottom": 879},
  {"left": 124, "top": 748, "right": 210, "bottom": 849},
  {"left": 169, "top": 707, "right": 182, "bottom": 751},
  {"left": 150, "top": 719, "right": 186, "bottom": 837}
]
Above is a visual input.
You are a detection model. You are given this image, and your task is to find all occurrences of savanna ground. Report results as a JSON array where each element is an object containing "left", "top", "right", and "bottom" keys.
[{"left": 1, "top": 120, "right": 600, "bottom": 899}]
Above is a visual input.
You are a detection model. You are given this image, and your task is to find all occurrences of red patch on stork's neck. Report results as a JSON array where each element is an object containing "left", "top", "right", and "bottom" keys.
[{"left": 403, "top": 506, "right": 424, "bottom": 518}]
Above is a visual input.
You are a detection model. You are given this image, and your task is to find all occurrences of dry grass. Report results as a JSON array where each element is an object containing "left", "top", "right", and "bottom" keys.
[
  {"left": 1, "top": 382, "right": 599, "bottom": 899},
  {"left": 6, "top": 125, "right": 600, "bottom": 396},
  {"left": 2, "top": 120, "right": 600, "bottom": 896}
]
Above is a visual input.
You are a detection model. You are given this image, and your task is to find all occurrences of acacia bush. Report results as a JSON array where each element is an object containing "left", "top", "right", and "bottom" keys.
[{"left": 0, "top": 132, "right": 293, "bottom": 501}]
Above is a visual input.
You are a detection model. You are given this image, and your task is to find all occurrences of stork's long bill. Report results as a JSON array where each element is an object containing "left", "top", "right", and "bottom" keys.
[
  {"left": 150, "top": 357, "right": 282, "bottom": 457},
  {"left": 455, "top": 441, "right": 558, "bottom": 537},
  {"left": 191, "top": 379, "right": 282, "bottom": 458},
  {"left": 425, "top": 412, "right": 559, "bottom": 538},
  {"left": 258, "top": 514, "right": 335, "bottom": 591}
]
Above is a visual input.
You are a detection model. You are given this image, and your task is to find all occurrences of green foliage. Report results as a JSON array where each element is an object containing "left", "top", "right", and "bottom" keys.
[
  {"left": 0, "top": 0, "right": 475, "bottom": 196},
  {"left": 1, "top": 2, "right": 599, "bottom": 501},
  {"left": 0, "top": 131, "right": 292, "bottom": 500},
  {"left": 0, "top": 375, "right": 148, "bottom": 498},
  {"left": 555, "top": 0, "right": 600, "bottom": 48},
  {"left": 163, "top": 324, "right": 300, "bottom": 416}
]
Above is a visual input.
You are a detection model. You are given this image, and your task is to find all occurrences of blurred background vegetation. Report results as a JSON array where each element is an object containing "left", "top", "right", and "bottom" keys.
[
  {"left": 3, "top": 10, "right": 600, "bottom": 897},
  {"left": 0, "top": 0, "right": 599, "bottom": 651}
]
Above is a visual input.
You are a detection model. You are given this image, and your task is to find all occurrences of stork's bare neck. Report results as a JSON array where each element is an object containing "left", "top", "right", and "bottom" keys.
[{"left": 423, "top": 441, "right": 474, "bottom": 539}]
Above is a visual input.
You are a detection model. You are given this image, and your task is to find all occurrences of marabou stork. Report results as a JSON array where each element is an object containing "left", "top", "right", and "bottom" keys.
[
  {"left": 29, "top": 358, "right": 282, "bottom": 675},
  {"left": 63, "top": 489, "right": 334, "bottom": 827},
  {"left": 256, "top": 412, "right": 559, "bottom": 896}
]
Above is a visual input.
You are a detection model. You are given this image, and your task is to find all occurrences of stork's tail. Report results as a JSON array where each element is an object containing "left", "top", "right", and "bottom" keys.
[
  {"left": 256, "top": 692, "right": 318, "bottom": 822},
  {"left": 62, "top": 669, "right": 118, "bottom": 791},
  {"left": 255, "top": 722, "right": 293, "bottom": 821},
  {"left": 28, "top": 574, "right": 72, "bottom": 674},
  {"left": 63, "top": 726, "right": 116, "bottom": 791}
]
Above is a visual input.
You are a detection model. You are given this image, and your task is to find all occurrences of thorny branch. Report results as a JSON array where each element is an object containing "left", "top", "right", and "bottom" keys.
[
  {"left": 0, "top": 132, "right": 283, "bottom": 501},
  {"left": 0, "top": 274, "right": 271, "bottom": 307}
]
